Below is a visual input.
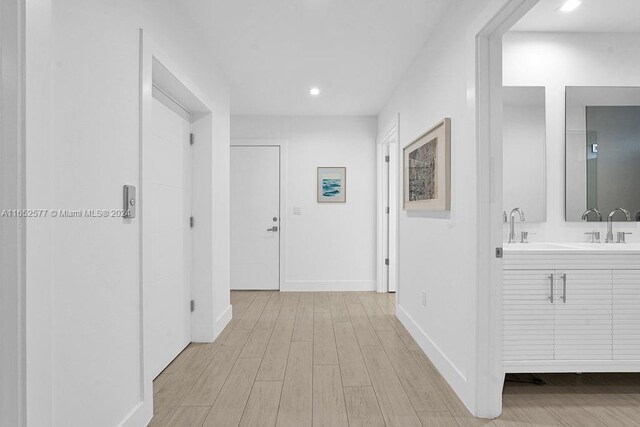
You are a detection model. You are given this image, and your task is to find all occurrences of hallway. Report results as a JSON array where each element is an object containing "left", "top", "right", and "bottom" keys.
[{"left": 150, "top": 291, "right": 478, "bottom": 426}]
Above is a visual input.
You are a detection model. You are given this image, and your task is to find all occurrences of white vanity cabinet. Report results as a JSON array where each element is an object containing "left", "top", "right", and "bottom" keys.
[
  {"left": 503, "top": 246, "right": 640, "bottom": 373},
  {"left": 553, "top": 270, "right": 612, "bottom": 361},
  {"left": 503, "top": 271, "right": 555, "bottom": 362}
]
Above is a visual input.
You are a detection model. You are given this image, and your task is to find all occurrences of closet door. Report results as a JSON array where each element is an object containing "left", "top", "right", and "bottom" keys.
[
  {"left": 613, "top": 270, "right": 640, "bottom": 360},
  {"left": 503, "top": 270, "right": 555, "bottom": 362},
  {"left": 554, "top": 270, "right": 612, "bottom": 361}
]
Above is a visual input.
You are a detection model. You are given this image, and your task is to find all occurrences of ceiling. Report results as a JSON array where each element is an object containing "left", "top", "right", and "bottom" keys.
[
  {"left": 182, "top": 0, "right": 451, "bottom": 115},
  {"left": 512, "top": 0, "right": 640, "bottom": 33}
]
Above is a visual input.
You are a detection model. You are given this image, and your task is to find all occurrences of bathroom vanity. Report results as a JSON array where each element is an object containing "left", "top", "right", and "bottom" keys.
[
  {"left": 500, "top": 84, "right": 640, "bottom": 373},
  {"left": 503, "top": 243, "right": 640, "bottom": 373}
]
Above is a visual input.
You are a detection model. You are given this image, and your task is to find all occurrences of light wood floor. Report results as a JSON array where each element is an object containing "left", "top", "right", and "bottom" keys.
[{"left": 149, "top": 291, "right": 640, "bottom": 426}]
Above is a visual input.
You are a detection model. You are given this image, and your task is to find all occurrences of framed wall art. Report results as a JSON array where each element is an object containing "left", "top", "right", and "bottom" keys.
[
  {"left": 317, "top": 167, "right": 346, "bottom": 203},
  {"left": 403, "top": 118, "right": 451, "bottom": 211}
]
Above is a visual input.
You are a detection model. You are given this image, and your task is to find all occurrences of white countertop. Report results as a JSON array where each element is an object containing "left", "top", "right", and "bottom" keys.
[{"left": 504, "top": 242, "right": 640, "bottom": 254}]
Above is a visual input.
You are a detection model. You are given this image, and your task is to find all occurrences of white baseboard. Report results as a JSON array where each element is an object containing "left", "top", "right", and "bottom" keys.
[
  {"left": 282, "top": 280, "right": 376, "bottom": 292},
  {"left": 396, "top": 304, "right": 475, "bottom": 415},
  {"left": 213, "top": 304, "right": 232, "bottom": 338},
  {"left": 119, "top": 400, "right": 152, "bottom": 427},
  {"left": 192, "top": 304, "right": 233, "bottom": 342}
]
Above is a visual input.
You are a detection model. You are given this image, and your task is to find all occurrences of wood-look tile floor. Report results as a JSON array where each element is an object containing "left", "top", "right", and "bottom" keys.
[{"left": 149, "top": 291, "right": 640, "bottom": 426}]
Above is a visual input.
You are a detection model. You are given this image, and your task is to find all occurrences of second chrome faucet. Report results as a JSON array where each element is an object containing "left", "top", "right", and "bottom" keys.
[
  {"left": 581, "top": 207, "right": 632, "bottom": 243},
  {"left": 508, "top": 208, "right": 525, "bottom": 243}
]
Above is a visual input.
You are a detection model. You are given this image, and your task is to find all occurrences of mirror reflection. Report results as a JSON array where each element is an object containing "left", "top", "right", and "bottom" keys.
[
  {"left": 566, "top": 87, "right": 640, "bottom": 222},
  {"left": 503, "top": 86, "right": 547, "bottom": 223}
]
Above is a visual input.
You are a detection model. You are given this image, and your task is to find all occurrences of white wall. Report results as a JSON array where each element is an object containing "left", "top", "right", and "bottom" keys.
[
  {"left": 503, "top": 88, "right": 546, "bottom": 223},
  {"left": 231, "top": 116, "right": 377, "bottom": 291},
  {"left": 25, "top": 1, "right": 54, "bottom": 425},
  {"left": 1, "top": 0, "right": 26, "bottom": 425},
  {"left": 25, "top": 1, "right": 231, "bottom": 425},
  {"left": 377, "top": 0, "right": 493, "bottom": 415},
  {"left": 503, "top": 32, "right": 640, "bottom": 241}
]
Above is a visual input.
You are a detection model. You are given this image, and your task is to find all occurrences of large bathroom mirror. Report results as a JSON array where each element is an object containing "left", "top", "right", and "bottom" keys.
[
  {"left": 503, "top": 86, "right": 547, "bottom": 222},
  {"left": 566, "top": 87, "right": 640, "bottom": 222}
]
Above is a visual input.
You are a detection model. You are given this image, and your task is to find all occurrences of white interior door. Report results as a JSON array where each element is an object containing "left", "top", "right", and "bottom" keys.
[
  {"left": 145, "top": 96, "right": 192, "bottom": 379},
  {"left": 383, "top": 141, "right": 397, "bottom": 293},
  {"left": 231, "top": 146, "right": 280, "bottom": 290},
  {"left": 382, "top": 143, "right": 390, "bottom": 292}
]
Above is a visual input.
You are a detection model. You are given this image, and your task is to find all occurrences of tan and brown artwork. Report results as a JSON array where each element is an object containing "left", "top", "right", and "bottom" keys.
[
  {"left": 403, "top": 118, "right": 451, "bottom": 212},
  {"left": 407, "top": 137, "right": 438, "bottom": 201}
]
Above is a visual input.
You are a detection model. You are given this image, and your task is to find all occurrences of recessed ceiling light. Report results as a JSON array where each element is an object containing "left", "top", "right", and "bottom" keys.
[
  {"left": 310, "top": 87, "right": 320, "bottom": 96},
  {"left": 559, "top": 0, "right": 582, "bottom": 12}
]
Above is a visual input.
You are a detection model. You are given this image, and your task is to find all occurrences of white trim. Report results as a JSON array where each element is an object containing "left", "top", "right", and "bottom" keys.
[
  {"left": 282, "top": 280, "right": 376, "bottom": 292},
  {"left": 396, "top": 305, "right": 469, "bottom": 395},
  {"left": 376, "top": 114, "right": 399, "bottom": 293},
  {"left": 213, "top": 305, "right": 233, "bottom": 337},
  {"left": 469, "top": 0, "right": 540, "bottom": 418},
  {"left": 231, "top": 139, "right": 289, "bottom": 292},
  {"left": 0, "top": 1, "right": 26, "bottom": 425}
]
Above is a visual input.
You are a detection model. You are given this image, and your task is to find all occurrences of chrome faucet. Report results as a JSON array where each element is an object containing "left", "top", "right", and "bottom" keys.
[
  {"left": 582, "top": 209, "right": 603, "bottom": 243},
  {"left": 581, "top": 208, "right": 602, "bottom": 222},
  {"left": 606, "top": 208, "right": 631, "bottom": 243},
  {"left": 508, "top": 208, "right": 525, "bottom": 243}
]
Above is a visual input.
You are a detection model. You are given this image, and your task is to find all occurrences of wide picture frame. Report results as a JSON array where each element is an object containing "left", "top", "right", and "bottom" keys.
[
  {"left": 317, "top": 167, "right": 346, "bottom": 203},
  {"left": 403, "top": 118, "right": 451, "bottom": 211}
]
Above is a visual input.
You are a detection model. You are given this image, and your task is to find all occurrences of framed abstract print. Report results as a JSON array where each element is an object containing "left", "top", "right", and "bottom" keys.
[
  {"left": 403, "top": 118, "right": 451, "bottom": 211},
  {"left": 317, "top": 167, "right": 346, "bottom": 203}
]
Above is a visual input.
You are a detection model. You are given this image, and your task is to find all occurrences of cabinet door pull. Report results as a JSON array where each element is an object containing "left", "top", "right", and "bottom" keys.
[
  {"left": 548, "top": 274, "right": 554, "bottom": 304},
  {"left": 561, "top": 273, "right": 567, "bottom": 303}
]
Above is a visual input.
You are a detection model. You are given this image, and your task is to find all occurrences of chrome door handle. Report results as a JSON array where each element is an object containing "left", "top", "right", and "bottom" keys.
[
  {"left": 267, "top": 226, "right": 278, "bottom": 232},
  {"left": 548, "top": 274, "right": 554, "bottom": 304},
  {"left": 561, "top": 273, "right": 567, "bottom": 303}
]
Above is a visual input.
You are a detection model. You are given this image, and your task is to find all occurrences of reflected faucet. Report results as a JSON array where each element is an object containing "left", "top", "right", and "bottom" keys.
[
  {"left": 581, "top": 208, "right": 602, "bottom": 222},
  {"left": 508, "top": 208, "right": 525, "bottom": 244},
  {"left": 606, "top": 208, "right": 631, "bottom": 243}
]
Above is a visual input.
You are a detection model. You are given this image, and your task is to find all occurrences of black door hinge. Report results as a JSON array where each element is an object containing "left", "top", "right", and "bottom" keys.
[
  {"left": 385, "top": 155, "right": 390, "bottom": 162},
  {"left": 190, "top": 133, "right": 194, "bottom": 145},
  {"left": 190, "top": 299, "right": 195, "bottom": 312},
  {"left": 385, "top": 258, "right": 389, "bottom": 266},
  {"left": 190, "top": 216, "right": 194, "bottom": 228}
]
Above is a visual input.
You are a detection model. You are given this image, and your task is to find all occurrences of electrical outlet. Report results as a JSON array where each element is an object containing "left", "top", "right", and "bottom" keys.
[
  {"left": 293, "top": 207, "right": 303, "bottom": 215},
  {"left": 421, "top": 291, "right": 427, "bottom": 307}
]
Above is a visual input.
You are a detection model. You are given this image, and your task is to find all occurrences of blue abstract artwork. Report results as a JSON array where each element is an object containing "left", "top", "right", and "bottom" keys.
[{"left": 322, "top": 178, "right": 342, "bottom": 198}]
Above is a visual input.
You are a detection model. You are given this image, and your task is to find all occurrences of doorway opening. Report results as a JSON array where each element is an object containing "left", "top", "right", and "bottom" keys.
[{"left": 135, "top": 30, "right": 218, "bottom": 425}]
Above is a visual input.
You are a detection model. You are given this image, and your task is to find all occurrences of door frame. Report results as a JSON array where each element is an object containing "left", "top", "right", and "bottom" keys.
[
  {"left": 231, "top": 139, "right": 288, "bottom": 291},
  {"left": 376, "top": 115, "right": 399, "bottom": 293},
  {"left": 471, "top": 0, "right": 540, "bottom": 417},
  {"left": 133, "top": 29, "right": 218, "bottom": 426},
  {"left": 0, "top": 0, "right": 26, "bottom": 425}
]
